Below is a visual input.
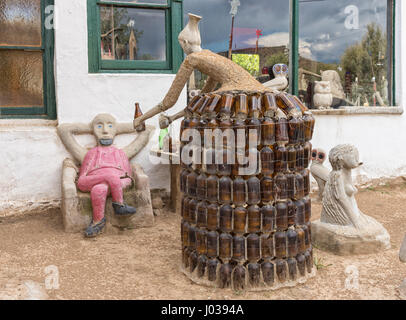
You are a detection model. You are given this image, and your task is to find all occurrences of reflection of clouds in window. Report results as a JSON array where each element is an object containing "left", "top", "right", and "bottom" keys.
[
  {"left": 183, "top": 0, "right": 289, "bottom": 53},
  {"left": 299, "top": 0, "right": 387, "bottom": 63}
]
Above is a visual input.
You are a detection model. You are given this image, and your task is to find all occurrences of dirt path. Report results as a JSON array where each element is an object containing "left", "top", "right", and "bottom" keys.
[{"left": 0, "top": 181, "right": 405, "bottom": 300}]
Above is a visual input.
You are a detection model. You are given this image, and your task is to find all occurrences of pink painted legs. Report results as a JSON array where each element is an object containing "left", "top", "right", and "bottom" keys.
[{"left": 77, "top": 173, "right": 132, "bottom": 222}]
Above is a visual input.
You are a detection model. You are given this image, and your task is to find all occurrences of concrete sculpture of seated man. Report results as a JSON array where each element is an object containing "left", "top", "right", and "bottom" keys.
[
  {"left": 312, "top": 144, "right": 390, "bottom": 255},
  {"left": 58, "top": 114, "right": 154, "bottom": 237}
]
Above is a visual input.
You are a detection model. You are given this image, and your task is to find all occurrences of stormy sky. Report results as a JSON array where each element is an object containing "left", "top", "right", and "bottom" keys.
[{"left": 183, "top": 0, "right": 388, "bottom": 64}]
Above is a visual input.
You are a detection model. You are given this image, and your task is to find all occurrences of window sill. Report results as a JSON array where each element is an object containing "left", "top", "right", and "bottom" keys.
[
  {"left": 310, "top": 106, "right": 403, "bottom": 116},
  {"left": 0, "top": 119, "right": 58, "bottom": 128}
]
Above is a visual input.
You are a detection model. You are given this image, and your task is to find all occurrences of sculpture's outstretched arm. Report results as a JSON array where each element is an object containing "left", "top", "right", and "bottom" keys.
[
  {"left": 123, "top": 125, "right": 155, "bottom": 160},
  {"left": 133, "top": 57, "right": 195, "bottom": 128},
  {"left": 57, "top": 123, "right": 92, "bottom": 164},
  {"left": 159, "top": 109, "right": 186, "bottom": 129},
  {"left": 201, "top": 76, "right": 218, "bottom": 93}
]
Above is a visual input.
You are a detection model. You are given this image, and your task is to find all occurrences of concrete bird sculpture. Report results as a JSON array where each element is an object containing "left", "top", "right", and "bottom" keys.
[
  {"left": 310, "top": 148, "right": 329, "bottom": 200},
  {"left": 263, "top": 64, "right": 289, "bottom": 91}
]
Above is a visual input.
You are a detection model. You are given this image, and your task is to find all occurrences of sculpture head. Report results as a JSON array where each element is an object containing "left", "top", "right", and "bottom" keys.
[
  {"left": 178, "top": 13, "right": 202, "bottom": 55},
  {"left": 273, "top": 64, "right": 288, "bottom": 78},
  {"left": 314, "top": 81, "right": 331, "bottom": 94},
  {"left": 92, "top": 114, "right": 117, "bottom": 146},
  {"left": 311, "top": 148, "right": 327, "bottom": 164},
  {"left": 329, "top": 144, "right": 363, "bottom": 171}
]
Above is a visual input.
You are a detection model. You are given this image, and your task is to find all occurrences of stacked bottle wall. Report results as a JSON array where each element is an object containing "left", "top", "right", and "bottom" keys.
[{"left": 180, "top": 91, "right": 315, "bottom": 290}]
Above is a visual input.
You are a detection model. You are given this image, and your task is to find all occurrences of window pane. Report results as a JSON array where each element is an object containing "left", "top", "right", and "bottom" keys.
[
  {"left": 100, "top": 6, "right": 166, "bottom": 61},
  {"left": 299, "top": 0, "right": 390, "bottom": 108},
  {"left": 0, "top": 0, "right": 41, "bottom": 47},
  {"left": 100, "top": 0, "right": 167, "bottom": 4},
  {"left": 0, "top": 50, "right": 43, "bottom": 107},
  {"left": 183, "top": 0, "right": 290, "bottom": 89}
]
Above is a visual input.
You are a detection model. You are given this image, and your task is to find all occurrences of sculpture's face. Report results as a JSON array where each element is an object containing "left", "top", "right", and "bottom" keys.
[
  {"left": 273, "top": 64, "right": 288, "bottom": 77},
  {"left": 343, "top": 148, "right": 362, "bottom": 169},
  {"left": 311, "top": 148, "right": 326, "bottom": 164},
  {"left": 92, "top": 114, "right": 117, "bottom": 146}
]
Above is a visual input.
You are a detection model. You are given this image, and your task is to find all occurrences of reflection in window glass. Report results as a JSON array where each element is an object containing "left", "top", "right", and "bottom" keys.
[
  {"left": 100, "top": 6, "right": 166, "bottom": 61},
  {"left": 299, "top": 0, "right": 390, "bottom": 108},
  {"left": 0, "top": 50, "right": 43, "bottom": 107},
  {"left": 183, "top": 0, "right": 290, "bottom": 90},
  {"left": 100, "top": 0, "right": 167, "bottom": 4},
  {"left": 0, "top": 0, "right": 41, "bottom": 47}
]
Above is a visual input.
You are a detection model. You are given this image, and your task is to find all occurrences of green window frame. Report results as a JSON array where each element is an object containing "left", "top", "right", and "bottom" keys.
[
  {"left": 0, "top": 0, "right": 56, "bottom": 119},
  {"left": 87, "top": 0, "right": 184, "bottom": 74},
  {"left": 289, "top": 0, "right": 396, "bottom": 106}
]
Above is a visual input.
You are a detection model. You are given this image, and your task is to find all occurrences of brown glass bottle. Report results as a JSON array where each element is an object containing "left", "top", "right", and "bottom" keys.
[
  {"left": 275, "top": 202, "right": 288, "bottom": 231},
  {"left": 180, "top": 169, "right": 189, "bottom": 193},
  {"left": 274, "top": 173, "right": 288, "bottom": 201},
  {"left": 219, "top": 263, "right": 233, "bottom": 289},
  {"left": 275, "top": 145, "right": 288, "bottom": 173},
  {"left": 197, "top": 254, "right": 208, "bottom": 278},
  {"left": 235, "top": 93, "right": 249, "bottom": 116},
  {"left": 247, "top": 117, "right": 261, "bottom": 148},
  {"left": 219, "top": 94, "right": 234, "bottom": 116},
  {"left": 302, "top": 224, "right": 311, "bottom": 250},
  {"left": 304, "top": 142, "right": 312, "bottom": 169},
  {"left": 134, "top": 103, "right": 146, "bottom": 132},
  {"left": 262, "top": 116, "right": 276, "bottom": 146},
  {"left": 260, "top": 175, "right": 274, "bottom": 204},
  {"left": 206, "top": 231, "right": 219, "bottom": 258},
  {"left": 232, "top": 235, "right": 246, "bottom": 261},
  {"left": 302, "top": 111, "right": 315, "bottom": 141},
  {"left": 205, "top": 116, "right": 219, "bottom": 150},
  {"left": 287, "top": 199, "right": 295, "bottom": 227},
  {"left": 205, "top": 93, "right": 221, "bottom": 114},
  {"left": 296, "top": 253, "right": 306, "bottom": 277},
  {"left": 287, "top": 146, "right": 297, "bottom": 172},
  {"left": 275, "top": 259, "right": 287, "bottom": 283},
  {"left": 287, "top": 257, "right": 297, "bottom": 281},
  {"left": 261, "top": 261, "right": 275, "bottom": 286},
  {"left": 275, "top": 231, "right": 287, "bottom": 258},
  {"left": 196, "top": 172, "right": 207, "bottom": 200},
  {"left": 204, "top": 148, "right": 217, "bottom": 175},
  {"left": 247, "top": 234, "right": 260, "bottom": 262},
  {"left": 294, "top": 173, "right": 305, "bottom": 200},
  {"left": 219, "top": 233, "right": 233, "bottom": 261},
  {"left": 261, "top": 234, "right": 274, "bottom": 259},
  {"left": 305, "top": 248, "right": 313, "bottom": 273},
  {"left": 188, "top": 225, "right": 197, "bottom": 250},
  {"left": 248, "top": 263, "right": 261, "bottom": 286},
  {"left": 219, "top": 116, "right": 233, "bottom": 150},
  {"left": 196, "top": 228, "right": 207, "bottom": 255},
  {"left": 207, "top": 258, "right": 219, "bottom": 282},
  {"left": 276, "top": 93, "right": 297, "bottom": 116},
  {"left": 263, "top": 93, "right": 278, "bottom": 116},
  {"left": 302, "top": 169, "right": 310, "bottom": 196},
  {"left": 206, "top": 174, "right": 219, "bottom": 203},
  {"left": 303, "top": 197, "right": 311, "bottom": 223},
  {"left": 187, "top": 95, "right": 203, "bottom": 113},
  {"left": 189, "top": 250, "right": 198, "bottom": 273},
  {"left": 287, "top": 228, "right": 298, "bottom": 258},
  {"left": 288, "top": 117, "right": 300, "bottom": 145},
  {"left": 196, "top": 201, "right": 208, "bottom": 228},
  {"left": 247, "top": 176, "right": 261, "bottom": 205},
  {"left": 275, "top": 117, "right": 289, "bottom": 145},
  {"left": 181, "top": 196, "right": 189, "bottom": 220},
  {"left": 186, "top": 171, "right": 198, "bottom": 197},
  {"left": 296, "top": 227, "right": 306, "bottom": 254},
  {"left": 233, "top": 207, "right": 247, "bottom": 235},
  {"left": 183, "top": 247, "right": 190, "bottom": 268},
  {"left": 197, "top": 95, "right": 212, "bottom": 116},
  {"left": 182, "top": 220, "right": 190, "bottom": 248},
  {"left": 298, "top": 117, "right": 305, "bottom": 144},
  {"left": 207, "top": 203, "right": 219, "bottom": 230},
  {"left": 286, "top": 172, "right": 295, "bottom": 199},
  {"left": 219, "top": 204, "right": 233, "bottom": 233},
  {"left": 188, "top": 198, "right": 198, "bottom": 224},
  {"left": 219, "top": 176, "right": 232, "bottom": 204},
  {"left": 247, "top": 205, "right": 261, "bottom": 233},
  {"left": 217, "top": 148, "right": 232, "bottom": 176},
  {"left": 260, "top": 146, "right": 274, "bottom": 176},
  {"left": 261, "top": 205, "right": 275, "bottom": 233},
  {"left": 294, "top": 199, "right": 305, "bottom": 226},
  {"left": 296, "top": 144, "right": 305, "bottom": 171},
  {"left": 232, "top": 265, "right": 246, "bottom": 291},
  {"left": 233, "top": 176, "right": 246, "bottom": 206}
]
